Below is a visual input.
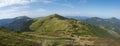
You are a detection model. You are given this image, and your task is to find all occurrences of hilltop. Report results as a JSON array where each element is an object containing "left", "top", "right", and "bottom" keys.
[{"left": 30, "top": 14, "right": 114, "bottom": 38}]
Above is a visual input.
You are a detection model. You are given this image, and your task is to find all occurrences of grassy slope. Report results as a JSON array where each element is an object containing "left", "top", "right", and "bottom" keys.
[
  {"left": 0, "top": 28, "right": 41, "bottom": 46},
  {"left": 30, "top": 14, "right": 114, "bottom": 39},
  {"left": 29, "top": 14, "right": 120, "bottom": 46}
]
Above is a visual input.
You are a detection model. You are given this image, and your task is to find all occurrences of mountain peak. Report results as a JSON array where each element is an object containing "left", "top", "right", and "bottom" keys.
[
  {"left": 49, "top": 14, "right": 60, "bottom": 16},
  {"left": 47, "top": 14, "right": 67, "bottom": 19},
  {"left": 92, "top": 17, "right": 101, "bottom": 19},
  {"left": 15, "top": 16, "right": 30, "bottom": 19},
  {"left": 110, "top": 17, "right": 118, "bottom": 20}
]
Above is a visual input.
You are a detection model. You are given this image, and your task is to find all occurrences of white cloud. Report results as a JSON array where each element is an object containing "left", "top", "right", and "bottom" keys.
[
  {"left": 34, "top": 0, "right": 55, "bottom": 4},
  {"left": 0, "top": 0, "right": 36, "bottom": 7},
  {"left": 62, "top": 4, "right": 74, "bottom": 8},
  {"left": 0, "top": 0, "right": 55, "bottom": 19},
  {"left": 41, "top": 0, "right": 53, "bottom": 4},
  {"left": 0, "top": 6, "right": 49, "bottom": 19}
]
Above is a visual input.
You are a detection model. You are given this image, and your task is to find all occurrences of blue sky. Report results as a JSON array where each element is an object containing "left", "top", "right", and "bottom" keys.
[{"left": 0, "top": 0, "right": 120, "bottom": 19}]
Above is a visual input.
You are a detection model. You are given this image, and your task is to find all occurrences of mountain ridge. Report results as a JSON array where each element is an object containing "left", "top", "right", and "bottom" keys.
[
  {"left": 0, "top": 14, "right": 120, "bottom": 46},
  {"left": 30, "top": 14, "right": 115, "bottom": 39},
  {"left": 0, "top": 16, "right": 33, "bottom": 31}
]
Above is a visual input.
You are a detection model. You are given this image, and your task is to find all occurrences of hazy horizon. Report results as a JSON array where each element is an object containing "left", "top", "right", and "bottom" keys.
[
  {"left": 0, "top": 0, "right": 120, "bottom": 19},
  {"left": 0, "top": 14, "right": 119, "bottom": 20}
]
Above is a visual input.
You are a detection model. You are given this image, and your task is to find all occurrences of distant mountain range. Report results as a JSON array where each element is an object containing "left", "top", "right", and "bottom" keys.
[
  {"left": 66, "top": 16, "right": 120, "bottom": 38},
  {"left": 0, "top": 16, "right": 33, "bottom": 31},
  {"left": 64, "top": 16, "right": 89, "bottom": 20},
  {"left": 83, "top": 17, "right": 120, "bottom": 37}
]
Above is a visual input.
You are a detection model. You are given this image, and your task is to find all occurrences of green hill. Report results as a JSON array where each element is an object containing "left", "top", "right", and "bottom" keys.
[{"left": 30, "top": 14, "right": 114, "bottom": 39}]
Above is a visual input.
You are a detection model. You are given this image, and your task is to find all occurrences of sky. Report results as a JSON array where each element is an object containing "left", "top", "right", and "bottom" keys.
[{"left": 0, "top": 0, "right": 120, "bottom": 19}]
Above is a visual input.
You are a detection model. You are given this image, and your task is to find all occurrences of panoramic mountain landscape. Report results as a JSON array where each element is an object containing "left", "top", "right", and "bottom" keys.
[
  {"left": 0, "top": 0, "right": 120, "bottom": 46},
  {"left": 0, "top": 14, "right": 120, "bottom": 46}
]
